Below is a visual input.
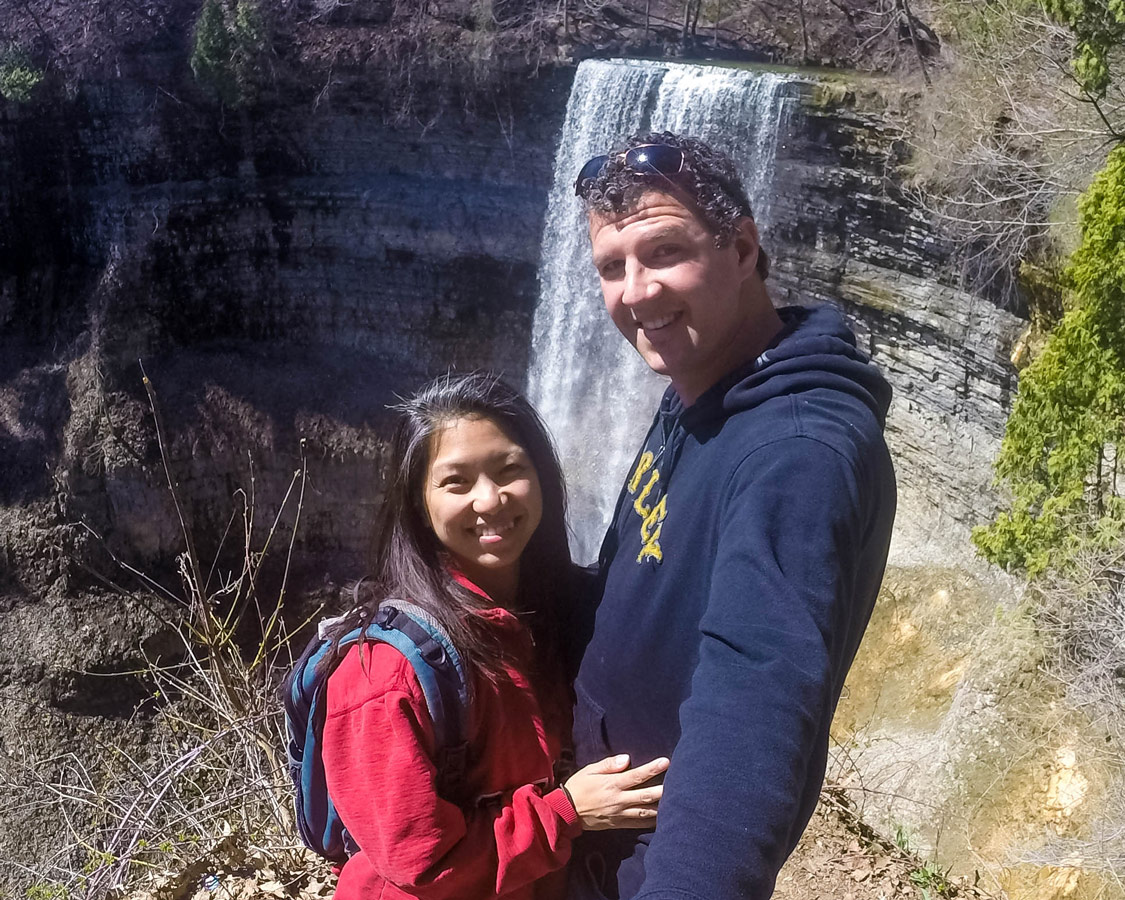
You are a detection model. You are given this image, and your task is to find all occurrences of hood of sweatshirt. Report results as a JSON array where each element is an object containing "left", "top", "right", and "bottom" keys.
[
  {"left": 635, "top": 305, "right": 892, "bottom": 494},
  {"left": 667, "top": 304, "right": 892, "bottom": 429}
]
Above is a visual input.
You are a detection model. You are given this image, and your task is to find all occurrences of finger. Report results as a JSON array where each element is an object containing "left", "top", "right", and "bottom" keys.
[
  {"left": 581, "top": 753, "right": 632, "bottom": 775},
  {"left": 613, "top": 807, "right": 658, "bottom": 828},
  {"left": 616, "top": 756, "right": 670, "bottom": 787},
  {"left": 616, "top": 784, "right": 663, "bottom": 806}
]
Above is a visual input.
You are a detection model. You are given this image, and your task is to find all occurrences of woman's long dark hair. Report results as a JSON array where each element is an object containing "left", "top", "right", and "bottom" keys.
[{"left": 329, "top": 372, "right": 574, "bottom": 683}]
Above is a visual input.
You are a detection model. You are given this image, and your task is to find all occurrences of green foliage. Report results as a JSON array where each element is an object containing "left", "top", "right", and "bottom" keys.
[
  {"left": 82, "top": 849, "right": 117, "bottom": 873},
  {"left": 938, "top": 0, "right": 1043, "bottom": 49},
  {"left": 25, "top": 886, "right": 70, "bottom": 900},
  {"left": 1019, "top": 261, "right": 1066, "bottom": 331},
  {"left": 1039, "top": 0, "right": 1125, "bottom": 97},
  {"left": 191, "top": 0, "right": 233, "bottom": 99},
  {"left": 909, "top": 860, "right": 955, "bottom": 896},
  {"left": 975, "top": 145, "right": 1125, "bottom": 573},
  {"left": 189, "top": 0, "right": 267, "bottom": 106},
  {"left": 0, "top": 47, "right": 43, "bottom": 103}
]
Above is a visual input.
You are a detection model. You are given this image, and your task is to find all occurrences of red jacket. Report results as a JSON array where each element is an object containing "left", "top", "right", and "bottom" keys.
[{"left": 323, "top": 592, "right": 581, "bottom": 900}]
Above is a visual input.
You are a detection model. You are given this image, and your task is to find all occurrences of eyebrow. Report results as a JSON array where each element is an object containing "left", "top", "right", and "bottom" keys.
[
  {"left": 641, "top": 225, "right": 687, "bottom": 241},
  {"left": 592, "top": 225, "right": 688, "bottom": 267},
  {"left": 430, "top": 449, "right": 524, "bottom": 472}
]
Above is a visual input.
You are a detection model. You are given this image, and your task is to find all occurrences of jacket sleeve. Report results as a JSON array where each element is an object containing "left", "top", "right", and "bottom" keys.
[
  {"left": 323, "top": 648, "right": 581, "bottom": 899},
  {"left": 634, "top": 437, "right": 875, "bottom": 900}
]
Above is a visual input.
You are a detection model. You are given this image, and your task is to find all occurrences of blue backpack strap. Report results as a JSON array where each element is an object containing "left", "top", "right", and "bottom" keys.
[
  {"left": 283, "top": 600, "right": 472, "bottom": 863},
  {"left": 371, "top": 602, "right": 471, "bottom": 798},
  {"left": 285, "top": 632, "right": 353, "bottom": 861},
  {"left": 377, "top": 603, "right": 470, "bottom": 740}
]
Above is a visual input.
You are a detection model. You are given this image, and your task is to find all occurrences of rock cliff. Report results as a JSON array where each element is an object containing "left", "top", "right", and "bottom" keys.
[
  {"left": 0, "top": 58, "right": 1025, "bottom": 887},
  {"left": 0, "top": 62, "right": 571, "bottom": 883}
]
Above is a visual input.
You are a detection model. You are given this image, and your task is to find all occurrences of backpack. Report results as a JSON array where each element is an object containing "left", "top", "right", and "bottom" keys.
[{"left": 283, "top": 600, "right": 471, "bottom": 863}]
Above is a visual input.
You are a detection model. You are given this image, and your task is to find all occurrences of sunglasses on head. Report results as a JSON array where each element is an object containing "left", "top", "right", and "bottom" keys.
[{"left": 574, "top": 144, "right": 686, "bottom": 197}]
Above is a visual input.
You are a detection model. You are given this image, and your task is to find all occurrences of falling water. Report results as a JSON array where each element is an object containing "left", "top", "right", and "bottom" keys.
[{"left": 527, "top": 59, "right": 797, "bottom": 562}]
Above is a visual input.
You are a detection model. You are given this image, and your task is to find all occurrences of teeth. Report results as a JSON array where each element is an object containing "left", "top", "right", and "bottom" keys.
[
  {"left": 477, "top": 521, "right": 515, "bottom": 537},
  {"left": 640, "top": 313, "right": 677, "bottom": 331}
]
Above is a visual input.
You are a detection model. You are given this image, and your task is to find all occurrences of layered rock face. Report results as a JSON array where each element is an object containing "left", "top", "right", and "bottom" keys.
[
  {"left": 0, "top": 59, "right": 1025, "bottom": 884},
  {"left": 765, "top": 78, "right": 1025, "bottom": 538},
  {"left": 0, "top": 66, "right": 570, "bottom": 883},
  {"left": 1, "top": 69, "right": 572, "bottom": 578}
]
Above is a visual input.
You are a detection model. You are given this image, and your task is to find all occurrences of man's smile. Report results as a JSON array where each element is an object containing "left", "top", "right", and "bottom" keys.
[{"left": 636, "top": 312, "right": 681, "bottom": 332}]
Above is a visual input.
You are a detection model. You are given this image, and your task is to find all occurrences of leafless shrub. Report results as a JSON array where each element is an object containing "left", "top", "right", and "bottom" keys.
[
  {"left": 908, "top": 0, "right": 1118, "bottom": 309},
  {"left": 1015, "top": 548, "right": 1125, "bottom": 880},
  {"left": 1016, "top": 806, "right": 1125, "bottom": 886},
  {"left": 6, "top": 369, "right": 326, "bottom": 899},
  {"left": 1037, "top": 550, "right": 1125, "bottom": 748}
]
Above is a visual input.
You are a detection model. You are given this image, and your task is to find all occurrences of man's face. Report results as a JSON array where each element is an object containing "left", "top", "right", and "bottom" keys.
[{"left": 588, "top": 190, "right": 761, "bottom": 404}]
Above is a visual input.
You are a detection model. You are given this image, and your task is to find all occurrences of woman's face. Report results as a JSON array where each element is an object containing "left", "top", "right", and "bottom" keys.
[{"left": 422, "top": 415, "right": 543, "bottom": 595}]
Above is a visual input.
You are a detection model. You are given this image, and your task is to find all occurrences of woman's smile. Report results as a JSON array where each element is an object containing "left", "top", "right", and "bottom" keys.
[{"left": 475, "top": 518, "right": 518, "bottom": 543}]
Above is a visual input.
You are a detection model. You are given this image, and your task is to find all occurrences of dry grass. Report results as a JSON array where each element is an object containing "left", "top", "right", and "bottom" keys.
[{"left": 1013, "top": 549, "right": 1125, "bottom": 884}]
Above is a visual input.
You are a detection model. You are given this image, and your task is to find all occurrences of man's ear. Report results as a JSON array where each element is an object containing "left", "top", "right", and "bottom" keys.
[{"left": 732, "top": 217, "right": 761, "bottom": 281}]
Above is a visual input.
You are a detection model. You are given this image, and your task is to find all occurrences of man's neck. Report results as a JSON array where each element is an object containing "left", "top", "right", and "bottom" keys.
[{"left": 674, "top": 300, "right": 784, "bottom": 407}]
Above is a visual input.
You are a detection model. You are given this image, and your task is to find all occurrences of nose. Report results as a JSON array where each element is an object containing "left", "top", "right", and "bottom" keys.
[
  {"left": 622, "top": 260, "right": 658, "bottom": 308},
  {"left": 471, "top": 477, "right": 503, "bottom": 514}
]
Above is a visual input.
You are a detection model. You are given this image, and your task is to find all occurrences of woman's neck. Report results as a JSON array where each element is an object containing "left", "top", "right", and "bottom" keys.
[{"left": 460, "top": 563, "right": 520, "bottom": 608}]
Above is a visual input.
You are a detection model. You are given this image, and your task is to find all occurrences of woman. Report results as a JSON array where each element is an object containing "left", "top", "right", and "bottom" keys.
[{"left": 321, "top": 373, "right": 668, "bottom": 900}]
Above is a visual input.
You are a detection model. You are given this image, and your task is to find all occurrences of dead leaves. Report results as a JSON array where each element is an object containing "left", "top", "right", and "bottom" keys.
[{"left": 125, "top": 846, "right": 335, "bottom": 900}]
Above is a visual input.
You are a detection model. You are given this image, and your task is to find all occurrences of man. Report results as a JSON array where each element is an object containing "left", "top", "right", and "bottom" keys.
[{"left": 568, "top": 133, "right": 897, "bottom": 900}]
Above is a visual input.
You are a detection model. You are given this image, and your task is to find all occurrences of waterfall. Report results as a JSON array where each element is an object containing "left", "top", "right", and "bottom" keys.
[{"left": 527, "top": 59, "right": 796, "bottom": 563}]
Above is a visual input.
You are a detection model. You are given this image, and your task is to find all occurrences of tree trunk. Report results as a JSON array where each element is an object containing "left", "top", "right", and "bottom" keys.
[
  {"left": 898, "top": 0, "right": 932, "bottom": 86},
  {"left": 798, "top": 0, "right": 809, "bottom": 63}
]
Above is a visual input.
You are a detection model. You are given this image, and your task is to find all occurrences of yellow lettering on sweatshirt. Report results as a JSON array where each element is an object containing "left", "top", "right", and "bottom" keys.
[
  {"left": 627, "top": 451, "right": 667, "bottom": 564},
  {"left": 637, "top": 495, "right": 667, "bottom": 563},
  {"left": 632, "top": 470, "right": 660, "bottom": 519},
  {"left": 628, "top": 451, "right": 655, "bottom": 494}
]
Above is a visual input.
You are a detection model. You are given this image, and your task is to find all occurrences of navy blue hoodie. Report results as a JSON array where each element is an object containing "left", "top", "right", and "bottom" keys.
[{"left": 571, "top": 305, "right": 896, "bottom": 900}]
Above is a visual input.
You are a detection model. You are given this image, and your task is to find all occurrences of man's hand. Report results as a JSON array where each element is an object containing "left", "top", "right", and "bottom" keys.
[{"left": 564, "top": 754, "right": 670, "bottom": 831}]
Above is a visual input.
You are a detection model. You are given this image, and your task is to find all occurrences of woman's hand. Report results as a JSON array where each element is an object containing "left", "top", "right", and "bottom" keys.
[{"left": 563, "top": 754, "right": 670, "bottom": 831}]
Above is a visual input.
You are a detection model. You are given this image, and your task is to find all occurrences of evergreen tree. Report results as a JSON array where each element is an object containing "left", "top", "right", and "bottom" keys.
[
  {"left": 974, "top": 146, "right": 1125, "bottom": 573},
  {"left": 0, "top": 47, "right": 43, "bottom": 103},
  {"left": 190, "top": 0, "right": 266, "bottom": 107}
]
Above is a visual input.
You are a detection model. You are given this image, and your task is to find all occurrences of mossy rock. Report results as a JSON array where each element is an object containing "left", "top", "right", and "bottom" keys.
[
  {"left": 810, "top": 80, "right": 854, "bottom": 110},
  {"left": 1018, "top": 261, "right": 1064, "bottom": 331}
]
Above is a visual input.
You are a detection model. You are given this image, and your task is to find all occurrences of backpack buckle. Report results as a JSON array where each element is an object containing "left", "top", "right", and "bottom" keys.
[{"left": 373, "top": 604, "right": 397, "bottom": 630}]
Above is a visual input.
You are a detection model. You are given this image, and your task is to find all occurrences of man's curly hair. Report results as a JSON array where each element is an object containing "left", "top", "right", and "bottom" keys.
[{"left": 579, "top": 131, "right": 770, "bottom": 281}]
